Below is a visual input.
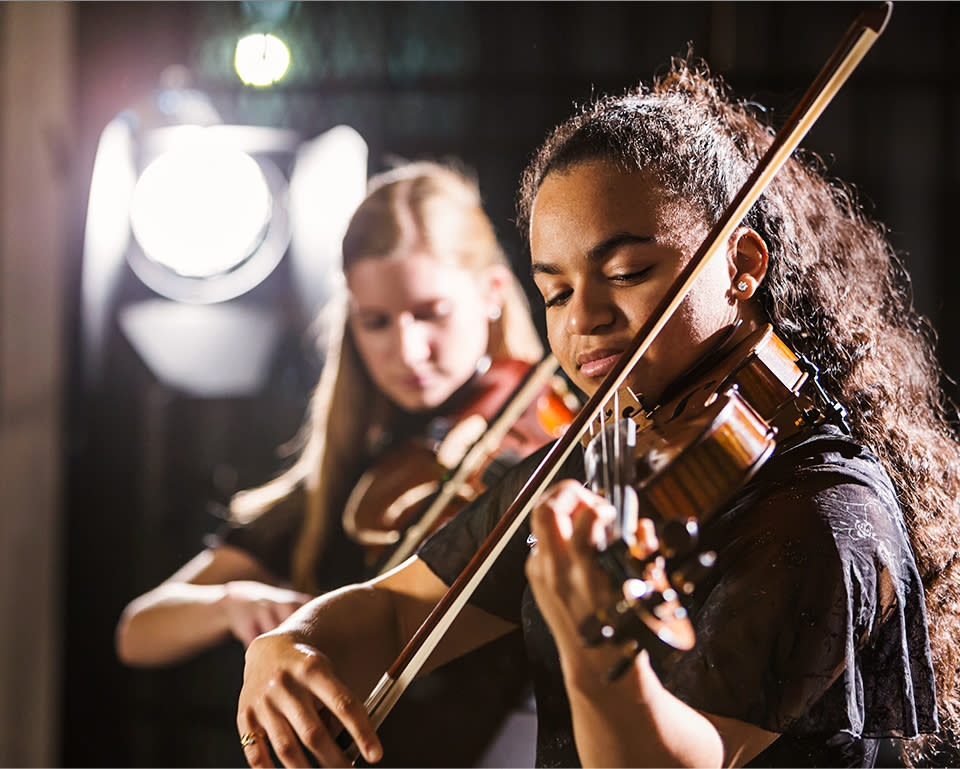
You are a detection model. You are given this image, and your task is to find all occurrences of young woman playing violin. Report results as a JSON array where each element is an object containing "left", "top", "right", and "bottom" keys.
[
  {"left": 115, "top": 160, "right": 558, "bottom": 765},
  {"left": 236, "top": 60, "right": 960, "bottom": 768}
]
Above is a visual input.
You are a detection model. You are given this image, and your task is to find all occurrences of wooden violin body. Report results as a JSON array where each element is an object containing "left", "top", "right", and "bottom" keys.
[{"left": 343, "top": 358, "right": 578, "bottom": 570}]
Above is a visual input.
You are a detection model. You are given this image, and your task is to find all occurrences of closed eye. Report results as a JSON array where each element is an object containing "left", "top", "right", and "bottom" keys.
[
  {"left": 355, "top": 313, "right": 389, "bottom": 331},
  {"left": 609, "top": 267, "right": 653, "bottom": 284},
  {"left": 543, "top": 289, "right": 572, "bottom": 309},
  {"left": 413, "top": 301, "right": 452, "bottom": 322}
]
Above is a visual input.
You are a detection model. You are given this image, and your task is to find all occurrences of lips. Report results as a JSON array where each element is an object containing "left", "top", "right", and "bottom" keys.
[
  {"left": 399, "top": 371, "right": 434, "bottom": 389},
  {"left": 576, "top": 349, "right": 623, "bottom": 378}
]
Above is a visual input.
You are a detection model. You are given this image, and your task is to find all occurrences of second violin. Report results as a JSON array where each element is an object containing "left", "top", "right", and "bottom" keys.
[{"left": 343, "top": 355, "right": 579, "bottom": 572}]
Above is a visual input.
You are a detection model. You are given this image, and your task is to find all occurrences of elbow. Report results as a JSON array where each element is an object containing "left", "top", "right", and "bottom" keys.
[
  {"left": 114, "top": 605, "right": 140, "bottom": 667},
  {"left": 115, "top": 601, "right": 160, "bottom": 668},
  {"left": 703, "top": 732, "right": 725, "bottom": 769}
]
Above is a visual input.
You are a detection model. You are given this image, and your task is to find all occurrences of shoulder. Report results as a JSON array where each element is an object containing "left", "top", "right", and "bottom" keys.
[
  {"left": 209, "top": 482, "right": 309, "bottom": 556},
  {"left": 499, "top": 440, "right": 586, "bottom": 495},
  {"left": 662, "top": 429, "right": 933, "bottom": 735},
  {"left": 700, "top": 423, "right": 923, "bottom": 653},
  {"left": 733, "top": 425, "right": 908, "bottom": 566}
]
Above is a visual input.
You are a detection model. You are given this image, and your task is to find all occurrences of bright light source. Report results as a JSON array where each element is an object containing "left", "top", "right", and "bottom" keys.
[
  {"left": 235, "top": 33, "right": 290, "bottom": 86},
  {"left": 129, "top": 144, "right": 272, "bottom": 279}
]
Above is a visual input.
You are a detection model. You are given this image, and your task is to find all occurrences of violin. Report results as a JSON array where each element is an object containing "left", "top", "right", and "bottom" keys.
[
  {"left": 342, "top": 355, "right": 579, "bottom": 572},
  {"left": 578, "top": 323, "right": 850, "bottom": 676},
  {"left": 335, "top": 4, "right": 891, "bottom": 760}
]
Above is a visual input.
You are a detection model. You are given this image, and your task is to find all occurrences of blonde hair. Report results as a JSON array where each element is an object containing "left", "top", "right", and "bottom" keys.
[{"left": 231, "top": 161, "right": 543, "bottom": 592}]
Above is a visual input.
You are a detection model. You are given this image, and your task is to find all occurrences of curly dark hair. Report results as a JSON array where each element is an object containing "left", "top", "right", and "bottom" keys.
[{"left": 517, "top": 57, "right": 960, "bottom": 762}]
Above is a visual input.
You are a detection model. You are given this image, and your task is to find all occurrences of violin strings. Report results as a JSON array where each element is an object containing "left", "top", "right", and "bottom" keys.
[
  {"left": 600, "top": 402, "right": 610, "bottom": 503},
  {"left": 613, "top": 390, "right": 623, "bottom": 532}
]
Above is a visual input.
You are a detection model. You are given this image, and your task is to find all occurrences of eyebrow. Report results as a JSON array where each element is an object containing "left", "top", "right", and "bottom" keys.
[
  {"left": 350, "top": 297, "right": 448, "bottom": 315},
  {"left": 531, "top": 232, "right": 655, "bottom": 276}
]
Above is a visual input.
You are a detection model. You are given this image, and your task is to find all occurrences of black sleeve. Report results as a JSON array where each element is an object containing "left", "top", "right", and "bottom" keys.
[
  {"left": 204, "top": 486, "right": 307, "bottom": 584},
  {"left": 417, "top": 443, "right": 584, "bottom": 625},
  {"left": 660, "top": 433, "right": 937, "bottom": 739}
]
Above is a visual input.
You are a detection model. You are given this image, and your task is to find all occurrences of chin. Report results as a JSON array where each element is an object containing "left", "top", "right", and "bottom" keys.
[
  {"left": 395, "top": 389, "right": 444, "bottom": 413},
  {"left": 395, "top": 396, "right": 429, "bottom": 413}
]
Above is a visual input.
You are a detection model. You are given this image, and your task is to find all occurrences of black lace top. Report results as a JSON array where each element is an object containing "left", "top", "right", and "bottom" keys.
[{"left": 418, "top": 424, "right": 937, "bottom": 767}]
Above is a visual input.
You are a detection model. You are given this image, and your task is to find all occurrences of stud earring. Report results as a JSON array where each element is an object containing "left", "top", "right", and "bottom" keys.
[
  {"left": 488, "top": 304, "right": 502, "bottom": 321},
  {"left": 736, "top": 280, "right": 749, "bottom": 293}
]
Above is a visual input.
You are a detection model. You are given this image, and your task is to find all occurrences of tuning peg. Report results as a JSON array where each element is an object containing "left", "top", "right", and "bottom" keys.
[
  {"left": 670, "top": 550, "right": 717, "bottom": 595},
  {"left": 659, "top": 517, "right": 699, "bottom": 558}
]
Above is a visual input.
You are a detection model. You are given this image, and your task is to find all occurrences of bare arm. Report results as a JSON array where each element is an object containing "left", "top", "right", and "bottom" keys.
[
  {"left": 527, "top": 481, "right": 778, "bottom": 768},
  {"left": 115, "top": 545, "right": 312, "bottom": 667},
  {"left": 237, "top": 556, "right": 517, "bottom": 768}
]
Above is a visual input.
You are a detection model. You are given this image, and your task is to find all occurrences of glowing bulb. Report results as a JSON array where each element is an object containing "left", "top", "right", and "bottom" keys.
[
  {"left": 129, "top": 145, "right": 272, "bottom": 278},
  {"left": 235, "top": 33, "right": 290, "bottom": 86}
]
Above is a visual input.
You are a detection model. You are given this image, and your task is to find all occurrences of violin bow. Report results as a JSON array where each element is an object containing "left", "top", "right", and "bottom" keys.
[{"left": 341, "top": 3, "right": 892, "bottom": 760}]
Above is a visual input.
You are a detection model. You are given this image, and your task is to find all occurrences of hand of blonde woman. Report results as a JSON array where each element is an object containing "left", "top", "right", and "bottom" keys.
[{"left": 222, "top": 581, "right": 314, "bottom": 647}]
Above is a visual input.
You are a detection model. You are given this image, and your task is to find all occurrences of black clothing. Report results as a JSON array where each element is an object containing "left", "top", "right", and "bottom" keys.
[
  {"left": 209, "top": 484, "right": 366, "bottom": 591},
  {"left": 209, "top": 460, "right": 531, "bottom": 766},
  {"left": 418, "top": 424, "right": 937, "bottom": 767}
]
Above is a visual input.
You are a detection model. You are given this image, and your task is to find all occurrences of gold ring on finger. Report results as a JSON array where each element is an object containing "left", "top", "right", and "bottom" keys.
[{"left": 240, "top": 731, "right": 262, "bottom": 749}]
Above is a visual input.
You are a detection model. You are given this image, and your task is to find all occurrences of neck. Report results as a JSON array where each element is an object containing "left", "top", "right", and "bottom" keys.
[{"left": 644, "top": 317, "right": 765, "bottom": 411}]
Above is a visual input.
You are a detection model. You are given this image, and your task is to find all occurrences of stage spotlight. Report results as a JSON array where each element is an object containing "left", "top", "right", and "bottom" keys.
[
  {"left": 125, "top": 126, "right": 292, "bottom": 305},
  {"left": 235, "top": 33, "right": 291, "bottom": 86},
  {"left": 81, "top": 107, "right": 367, "bottom": 397}
]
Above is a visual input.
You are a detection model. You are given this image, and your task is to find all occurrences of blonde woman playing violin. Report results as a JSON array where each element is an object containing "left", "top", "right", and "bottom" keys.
[
  {"left": 236, "top": 60, "right": 959, "bottom": 768},
  {"left": 116, "top": 161, "right": 551, "bottom": 766}
]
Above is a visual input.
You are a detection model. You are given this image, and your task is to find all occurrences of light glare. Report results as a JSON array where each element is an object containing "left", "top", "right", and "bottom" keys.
[
  {"left": 129, "top": 145, "right": 272, "bottom": 278},
  {"left": 235, "top": 33, "right": 291, "bottom": 86}
]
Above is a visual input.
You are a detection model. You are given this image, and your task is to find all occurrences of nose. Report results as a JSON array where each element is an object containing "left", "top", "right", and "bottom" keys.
[
  {"left": 396, "top": 314, "right": 431, "bottom": 366},
  {"left": 566, "top": 281, "right": 616, "bottom": 335}
]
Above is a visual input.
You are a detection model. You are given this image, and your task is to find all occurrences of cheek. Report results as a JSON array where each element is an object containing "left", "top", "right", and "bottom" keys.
[
  {"left": 355, "top": 338, "right": 389, "bottom": 384},
  {"left": 439, "top": 304, "right": 489, "bottom": 365},
  {"left": 348, "top": 324, "right": 393, "bottom": 383},
  {"left": 349, "top": 326, "right": 385, "bottom": 370},
  {"left": 546, "top": 322, "right": 587, "bottom": 392},
  {"left": 545, "top": 317, "right": 570, "bottom": 363}
]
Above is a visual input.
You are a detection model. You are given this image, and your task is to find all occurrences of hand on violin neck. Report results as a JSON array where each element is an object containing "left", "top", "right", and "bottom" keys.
[
  {"left": 527, "top": 485, "right": 725, "bottom": 768},
  {"left": 525, "top": 481, "right": 658, "bottom": 680}
]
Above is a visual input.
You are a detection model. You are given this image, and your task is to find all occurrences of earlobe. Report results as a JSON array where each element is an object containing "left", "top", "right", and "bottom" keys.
[
  {"left": 729, "top": 228, "right": 769, "bottom": 300},
  {"left": 484, "top": 264, "right": 512, "bottom": 314}
]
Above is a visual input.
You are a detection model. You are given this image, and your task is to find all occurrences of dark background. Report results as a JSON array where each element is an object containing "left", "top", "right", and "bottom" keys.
[{"left": 62, "top": 2, "right": 960, "bottom": 766}]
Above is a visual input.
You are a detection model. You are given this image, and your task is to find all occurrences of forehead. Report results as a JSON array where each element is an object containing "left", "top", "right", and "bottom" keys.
[
  {"left": 529, "top": 161, "right": 699, "bottom": 257},
  {"left": 346, "top": 252, "right": 471, "bottom": 307}
]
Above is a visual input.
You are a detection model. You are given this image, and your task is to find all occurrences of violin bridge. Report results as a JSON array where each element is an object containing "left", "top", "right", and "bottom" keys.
[
  {"left": 581, "top": 386, "right": 650, "bottom": 447},
  {"left": 609, "top": 385, "right": 646, "bottom": 422}
]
